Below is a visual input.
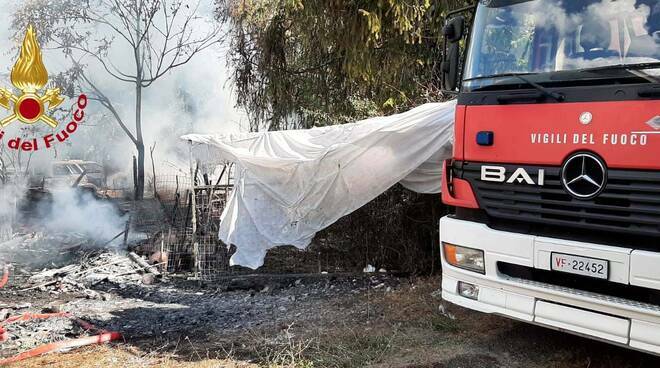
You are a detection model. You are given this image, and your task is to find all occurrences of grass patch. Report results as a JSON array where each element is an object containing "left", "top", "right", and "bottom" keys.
[
  {"left": 429, "top": 315, "right": 461, "bottom": 333},
  {"left": 236, "top": 324, "right": 400, "bottom": 368},
  {"left": 13, "top": 344, "right": 258, "bottom": 368},
  {"left": 308, "top": 328, "right": 399, "bottom": 368}
]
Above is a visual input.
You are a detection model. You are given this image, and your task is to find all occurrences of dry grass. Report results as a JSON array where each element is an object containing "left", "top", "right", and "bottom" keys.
[
  {"left": 11, "top": 344, "right": 258, "bottom": 368},
  {"left": 238, "top": 276, "right": 460, "bottom": 368},
  {"left": 312, "top": 186, "right": 445, "bottom": 275}
]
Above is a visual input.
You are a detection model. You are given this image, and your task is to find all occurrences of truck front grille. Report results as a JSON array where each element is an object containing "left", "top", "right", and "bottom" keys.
[{"left": 459, "top": 162, "right": 660, "bottom": 241}]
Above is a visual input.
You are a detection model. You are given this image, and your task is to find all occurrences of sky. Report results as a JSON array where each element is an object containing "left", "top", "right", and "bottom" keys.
[{"left": 0, "top": 0, "right": 244, "bottom": 173}]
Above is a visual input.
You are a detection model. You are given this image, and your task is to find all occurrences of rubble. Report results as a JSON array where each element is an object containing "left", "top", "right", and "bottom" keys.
[
  {"left": 0, "top": 174, "right": 410, "bottom": 365},
  {"left": 1, "top": 313, "right": 82, "bottom": 354},
  {"left": 0, "top": 233, "right": 153, "bottom": 362},
  {"left": 23, "top": 251, "right": 162, "bottom": 295},
  {"left": 363, "top": 264, "right": 376, "bottom": 273},
  {"left": 128, "top": 251, "right": 161, "bottom": 276},
  {"left": 0, "top": 231, "right": 99, "bottom": 273},
  {"left": 0, "top": 229, "right": 401, "bottom": 364},
  {"left": 0, "top": 311, "right": 122, "bottom": 365}
]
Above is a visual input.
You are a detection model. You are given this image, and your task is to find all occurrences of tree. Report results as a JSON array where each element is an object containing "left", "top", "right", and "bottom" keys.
[
  {"left": 214, "top": 0, "right": 470, "bottom": 274},
  {"left": 216, "top": 0, "right": 471, "bottom": 132},
  {"left": 12, "top": 0, "right": 222, "bottom": 198}
]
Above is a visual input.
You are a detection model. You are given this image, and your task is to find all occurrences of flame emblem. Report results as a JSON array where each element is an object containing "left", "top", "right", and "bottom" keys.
[{"left": 0, "top": 25, "right": 64, "bottom": 128}]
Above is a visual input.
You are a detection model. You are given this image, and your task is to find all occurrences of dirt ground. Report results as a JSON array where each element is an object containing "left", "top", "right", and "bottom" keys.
[{"left": 3, "top": 274, "right": 660, "bottom": 368}]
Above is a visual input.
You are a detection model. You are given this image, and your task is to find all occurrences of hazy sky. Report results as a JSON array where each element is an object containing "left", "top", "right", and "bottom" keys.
[{"left": 0, "top": 0, "right": 244, "bottom": 170}]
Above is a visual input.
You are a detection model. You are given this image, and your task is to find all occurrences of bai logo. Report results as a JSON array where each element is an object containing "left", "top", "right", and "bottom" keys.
[
  {"left": 480, "top": 165, "right": 545, "bottom": 186},
  {"left": 0, "top": 25, "right": 88, "bottom": 152}
]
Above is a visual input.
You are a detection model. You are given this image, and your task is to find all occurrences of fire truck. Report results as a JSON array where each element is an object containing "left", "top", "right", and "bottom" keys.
[{"left": 439, "top": 0, "right": 660, "bottom": 354}]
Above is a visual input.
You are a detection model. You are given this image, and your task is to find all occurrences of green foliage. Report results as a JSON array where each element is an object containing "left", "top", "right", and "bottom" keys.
[{"left": 217, "top": 0, "right": 471, "bottom": 131}]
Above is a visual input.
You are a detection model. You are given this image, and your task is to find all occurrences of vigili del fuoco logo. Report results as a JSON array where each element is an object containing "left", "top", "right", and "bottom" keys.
[{"left": 0, "top": 25, "right": 88, "bottom": 151}]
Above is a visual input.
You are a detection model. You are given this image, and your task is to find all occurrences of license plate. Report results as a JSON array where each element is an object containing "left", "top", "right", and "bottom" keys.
[{"left": 550, "top": 253, "right": 609, "bottom": 280}]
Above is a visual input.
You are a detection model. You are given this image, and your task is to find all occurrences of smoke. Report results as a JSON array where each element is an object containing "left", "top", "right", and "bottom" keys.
[
  {"left": 33, "top": 187, "right": 128, "bottom": 244},
  {"left": 0, "top": 179, "right": 129, "bottom": 268},
  {"left": 0, "top": 179, "right": 128, "bottom": 244},
  {"left": 69, "top": 2, "right": 247, "bottom": 174},
  {"left": 0, "top": 176, "right": 127, "bottom": 269},
  {"left": 0, "top": 178, "right": 25, "bottom": 241},
  {"left": 0, "top": 1, "right": 246, "bottom": 181},
  {"left": 0, "top": 2, "right": 241, "bottom": 268}
]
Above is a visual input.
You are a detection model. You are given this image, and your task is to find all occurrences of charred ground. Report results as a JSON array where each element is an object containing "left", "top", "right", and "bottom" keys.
[{"left": 2, "top": 268, "right": 660, "bottom": 368}]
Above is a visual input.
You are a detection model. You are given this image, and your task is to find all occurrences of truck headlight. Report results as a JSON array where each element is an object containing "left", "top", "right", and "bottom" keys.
[{"left": 443, "top": 243, "right": 485, "bottom": 274}]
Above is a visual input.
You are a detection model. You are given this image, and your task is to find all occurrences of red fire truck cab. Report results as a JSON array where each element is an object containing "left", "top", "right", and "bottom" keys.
[{"left": 440, "top": 0, "right": 660, "bottom": 354}]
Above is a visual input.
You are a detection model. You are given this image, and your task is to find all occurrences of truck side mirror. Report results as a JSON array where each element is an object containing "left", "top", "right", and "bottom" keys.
[
  {"left": 443, "top": 16, "right": 464, "bottom": 43},
  {"left": 442, "top": 43, "right": 460, "bottom": 91},
  {"left": 441, "top": 16, "right": 465, "bottom": 92}
]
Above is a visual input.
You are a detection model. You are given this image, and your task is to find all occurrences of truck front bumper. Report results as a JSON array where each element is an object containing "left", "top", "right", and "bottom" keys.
[{"left": 440, "top": 216, "right": 660, "bottom": 355}]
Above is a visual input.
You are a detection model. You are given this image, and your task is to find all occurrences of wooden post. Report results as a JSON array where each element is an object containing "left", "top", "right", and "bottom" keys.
[
  {"left": 188, "top": 141, "right": 199, "bottom": 280},
  {"left": 162, "top": 227, "right": 170, "bottom": 273}
]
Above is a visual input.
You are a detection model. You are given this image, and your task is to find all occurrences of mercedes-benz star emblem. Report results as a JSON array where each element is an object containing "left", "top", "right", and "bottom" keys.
[
  {"left": 646, "top": 115, "right": 660, "bottom": 130},
  {"left": 561, "top": 153, "right": 607, "bottom": 200},
  {"left": 579, "top": 112, "right": 593, "bottom": 125}
]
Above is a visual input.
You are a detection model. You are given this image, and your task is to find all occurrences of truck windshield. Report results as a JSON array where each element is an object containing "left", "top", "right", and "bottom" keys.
[{"left": 463, "top": 0, "right": 660, "bottom": 91}]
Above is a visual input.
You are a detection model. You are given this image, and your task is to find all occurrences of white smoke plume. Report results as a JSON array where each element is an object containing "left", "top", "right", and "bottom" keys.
[
  {"left": 0, "top": 180, "right": 128, "bottom": 241},
  {"left": 0, "top": 1, "right": 246, "bottom": 267},
  {"left": 0, "top": 1, "right": 245, "bottom": 182},
  {"left": 33, "top": 187, "right": 128, "bottom": 244},
  {"left": 0, "top": 180, "right": 130, "bottom": 267},
  {"left": 0, "top": 179, "right": 25, "bottom": 241}
]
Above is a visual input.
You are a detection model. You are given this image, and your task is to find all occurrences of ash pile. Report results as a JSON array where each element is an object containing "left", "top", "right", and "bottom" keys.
[
  {"left": 0, "top": 188, "right": 165, "bottom": 293},
  {"left": 0, "top": 179, "right": 169, "bottom": 361},
  {"left": 0, "top": 234, "right": 164, "bottom": 361},
  {"left": 22, "top": 251, "right": 164, "bottom": 296},
  {"left": 0, "top": 157, "right": 238, "bottom": 297}
]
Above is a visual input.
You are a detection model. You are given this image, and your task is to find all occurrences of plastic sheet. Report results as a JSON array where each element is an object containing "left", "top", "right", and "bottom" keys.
[{"left": 182, "top": 100, "right": 456, "bottom": 268}]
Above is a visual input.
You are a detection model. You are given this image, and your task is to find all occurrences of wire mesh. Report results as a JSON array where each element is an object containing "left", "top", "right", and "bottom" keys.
[{"left": 150, "top": 163, "right": 234, "bottom": 280}]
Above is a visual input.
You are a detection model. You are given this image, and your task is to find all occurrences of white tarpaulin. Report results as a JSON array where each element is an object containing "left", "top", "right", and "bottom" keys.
[{"left": 182, "top": 100, "right": 456, "bottom": 268}]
